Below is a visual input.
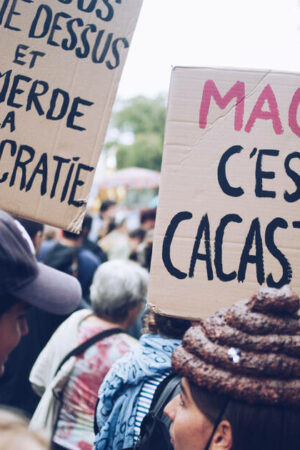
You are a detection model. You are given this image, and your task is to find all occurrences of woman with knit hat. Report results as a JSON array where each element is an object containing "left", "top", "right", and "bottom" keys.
[{"left": 164, "top": 285, "right": 300, "bottom": 450}]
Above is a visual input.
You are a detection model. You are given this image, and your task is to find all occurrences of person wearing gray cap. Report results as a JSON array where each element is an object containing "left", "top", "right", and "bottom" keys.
[{"left": 0, "top": 210, "right": 81, "bottom": 376}]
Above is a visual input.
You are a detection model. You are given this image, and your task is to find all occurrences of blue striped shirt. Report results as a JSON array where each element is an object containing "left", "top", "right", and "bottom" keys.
[{"left": 133, "top": 372, "right": 170, "bottom": 442}]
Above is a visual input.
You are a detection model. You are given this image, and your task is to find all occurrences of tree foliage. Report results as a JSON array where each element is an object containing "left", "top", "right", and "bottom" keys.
[{"left": 108, "top": 95, "right": 167, "bottom": 171}]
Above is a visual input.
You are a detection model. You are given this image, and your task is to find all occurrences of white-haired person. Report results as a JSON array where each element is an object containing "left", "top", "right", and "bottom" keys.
[{"left": 30, "top": 260, "right": 148, "bottom": 450}]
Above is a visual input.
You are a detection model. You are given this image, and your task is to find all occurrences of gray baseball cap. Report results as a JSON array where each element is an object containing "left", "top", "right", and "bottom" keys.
[{"left": 0, "top": 210, "right": 81, "bottom": 314}]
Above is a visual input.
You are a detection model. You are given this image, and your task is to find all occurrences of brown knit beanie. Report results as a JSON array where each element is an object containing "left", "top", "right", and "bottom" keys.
[{"left": 172, "top": 285, "right": 300, "bottom": 406}]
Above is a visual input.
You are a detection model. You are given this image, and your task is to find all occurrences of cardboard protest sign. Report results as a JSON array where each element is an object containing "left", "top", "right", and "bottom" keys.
[
  {"left": 0, "top": 0, "right": 142, "bottom": 231},
  {"left": 149, "top": 67, "right": 300, "bottom": 319}
]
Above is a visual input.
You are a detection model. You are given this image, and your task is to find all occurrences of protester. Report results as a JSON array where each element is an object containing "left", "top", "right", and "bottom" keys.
[
  {"left": 81, "top": 214, "right": 108, "bottom": 263},
  {"left": 14, "top": 218, "right": 44, "bottom": 256},
  {"left": 98, "top": 215, "right": 131, "bottom": 260},
  {"left": 94, "top": 310, "right": 190, "bottom": 450},
  {"left": 0, "top": 408, "right": 49, "bottom": 450},
  {"left": 0, "top": 218, "right": 47, "bottom": 415},
  {"left": 0, "top": 217, "right": 85, "bottom": 416},
  {"left": 43, "top": 229, "right": 100, "bottom": 302},
  {"left": 37, "top": 225, "right": 59, "bottom": 262},
  {"left": 129, "top": 228, "right": 146, "bottom": 262},
  {"left": 164, "top": 285, "right": 300, "bottom": 450},
  {"left": 30, "top": 260, "right": 148, "bottom": 450},
  {"left": 140, "top": 208, "right": 156, "bottom": 231},
  {"left": 0, "top": 210, "right": 81, "bottom": 378},
  {"left": 89, "top": 199, "right": 117, "bottom": 242},
  {"left": 136, "top": 229, "right": 154, "bottom": 271}
]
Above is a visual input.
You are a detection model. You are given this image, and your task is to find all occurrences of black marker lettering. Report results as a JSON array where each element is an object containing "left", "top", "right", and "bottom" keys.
[
  {"left": 217, "top": 145, "right": 244, "bottom": 197},
  {"left": 265, "top": 218, "right": 291, "bottom": 288},
  {"left": 68, "top": 162, "right": 94, "bottom": 206},
  {"left": 284, "top": 152, "right": 300, "bottom": 203},
  {"left": 238, "top": 218, "right": 264, "bottom": 284},
  {"left": 162, "top": 211, "right": 192, "bottom": 280},
  {"left": 26, "top": 152, "right": 48, "bottom": 195},
  {"left": 10, "top": 144, "right": 35, "bottom": 190},
  {"left": 51, "top": 155, "right": 71, "bottom": 198},
  {"left": 214, "top": 214, "right": 242, "bottom": 281},
  {"left": 255, "top": 149, "right": 279, "bottom": 198},
  {"left": 189, "top": 214, "right": 213, "bottom": 280}
]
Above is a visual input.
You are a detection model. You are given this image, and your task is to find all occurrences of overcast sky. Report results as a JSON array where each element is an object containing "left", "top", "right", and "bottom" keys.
[{"left": 117, "top": 0, "right": 300, "bottom": 99}]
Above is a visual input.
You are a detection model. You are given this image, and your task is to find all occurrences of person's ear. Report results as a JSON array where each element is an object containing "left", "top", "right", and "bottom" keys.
[{"left": 210, "top": 420, "right": 232, "bottom": 449}]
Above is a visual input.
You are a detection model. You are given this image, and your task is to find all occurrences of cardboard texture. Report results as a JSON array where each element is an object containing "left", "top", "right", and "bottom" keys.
[
  {"left": 0, "top": 0, "right": 142, "bottom": 231},
  {"left": 149, "top": 67, "right": 300, "bottom": 319}
]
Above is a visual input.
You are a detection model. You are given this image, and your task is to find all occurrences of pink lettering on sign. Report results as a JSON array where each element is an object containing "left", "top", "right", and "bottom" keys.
[
  {"left": 199, "top": 78, "right": 300, "bottom": 138},
  {"left": 245, "top": 84, "right": 283, "bottom": 135},
  {"left": 199, "top": 80, "right": 245, "bottom": 131},
  {"left": 289, "top": 88, "right": 300, "bottom": 138}
]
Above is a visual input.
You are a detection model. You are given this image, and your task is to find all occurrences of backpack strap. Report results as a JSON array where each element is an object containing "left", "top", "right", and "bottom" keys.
[
  {"left": 132, "top": 373, "right": 181, "bottom": 450},
  {"left": 54, "top": 327, "right": 123, "bottom": 377},
  {"left": 150, "top": 372, "right": 181, "bottom": 417}
]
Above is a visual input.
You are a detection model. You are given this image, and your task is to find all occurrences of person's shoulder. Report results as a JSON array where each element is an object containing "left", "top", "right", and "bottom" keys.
[
  {"left": 121, "top": 333, "right": 140, "bottom": 347},
  {"left": 99, "top": 340, "right": 141, "bottom": 384},
  {"left": 78, "top": 247, "right": 100, "bottom": 265},
  {"left": 110, "top": 332, "right": 139, "bottom": 349},
  {"left": 55, "top": 308, "right": 91, "bottom": 335},
  {"left": 110, "top": 335, "right": 140, "bottom": 360},
  {"left": 42, "top": 242, "right": 71, "bottom": 267}
]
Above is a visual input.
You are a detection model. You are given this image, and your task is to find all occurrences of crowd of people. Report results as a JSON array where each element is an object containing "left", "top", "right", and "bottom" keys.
[{"left": 0, "top": 204, "right": 300, "bottom": 450}]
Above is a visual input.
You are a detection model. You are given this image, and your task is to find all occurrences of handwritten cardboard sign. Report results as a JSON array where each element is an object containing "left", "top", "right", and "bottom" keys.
[
  {"left": 149, "top": 67, "right": 300, "bottom": 319},
  {"left": 0, "top": 0, "right": 142, "bottom": 231}
]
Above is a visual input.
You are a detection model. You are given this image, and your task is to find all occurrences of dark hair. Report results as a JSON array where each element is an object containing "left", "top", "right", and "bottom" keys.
[
  {"left": 143, "top": 310, "right": 190, "bottom": 339},
  {"left": 107, "top": 219, "right": 116, "bottom": 234},
  {"left": 189, "top": 381, "right": 300, "bottom": 450},
  {"left": 62, "top": 230, "right": 82, "bottom": 240},
  {"left": 100, "top": 200, "right": 116, "bottom": 214},
  {"left": 82, "top": 214, "right": 93, "bottom": 232},
  {"left": 129, "top": 228, "right": 146, "bottom": 242},
  {"left": 0, "top": 294, "right": 20, "bottom": 317},
  {"left": 189, "top": 382, "right": 228, "bottom": 425},
  {"left": 140, "top": 208, "right": 156, "bottom": 225},
  {"left": 141, "top": 240, "right": 153, "bottom": 271},
  {"left": 14, "top": 217, "right": 44, "bottom": 240}
]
